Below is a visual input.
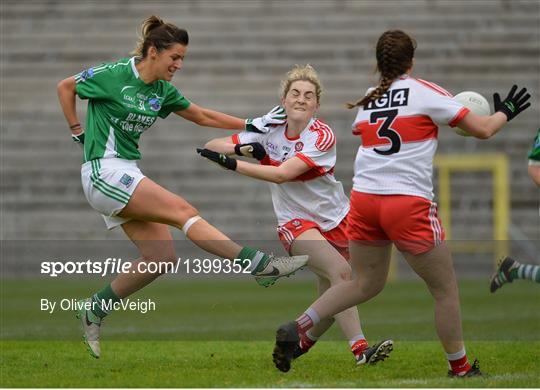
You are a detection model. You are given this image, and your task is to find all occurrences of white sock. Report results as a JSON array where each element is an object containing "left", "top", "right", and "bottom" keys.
[
  {"left": 247, "top": 251, "right": 266, "bottom": 271},
  {"left": 446, "top": 347, "right": 467, "bottom": 369},
  {"left": 305, "top": 307, "right": 320, "bottom": 325}
]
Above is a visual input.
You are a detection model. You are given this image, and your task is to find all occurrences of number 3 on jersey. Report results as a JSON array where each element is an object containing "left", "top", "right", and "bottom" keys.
[{"left": 370, "top": 109, "right": 400, "bottom": 155}]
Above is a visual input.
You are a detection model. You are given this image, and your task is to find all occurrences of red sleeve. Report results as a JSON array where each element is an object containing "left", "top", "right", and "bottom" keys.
[{"left": 449, "top": 107, "right": 470, "bottom": 128}]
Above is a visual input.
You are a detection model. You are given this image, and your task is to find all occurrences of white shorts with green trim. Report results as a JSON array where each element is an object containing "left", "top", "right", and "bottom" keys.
[{"left": 81, "top": 158, "right": 145, "bottom": 230}]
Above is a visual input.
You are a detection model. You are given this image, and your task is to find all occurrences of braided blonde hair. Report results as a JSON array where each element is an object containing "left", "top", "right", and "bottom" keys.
[{"left": 347, "top": 30, "right": 416, "bottom": 109}]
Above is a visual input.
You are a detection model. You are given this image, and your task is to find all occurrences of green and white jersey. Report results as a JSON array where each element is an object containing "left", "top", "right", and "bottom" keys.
[
  {"left": 75, "top": 57, "right": 190, "bottom": 162},
  {"left": 528, "top": 128, "right": 540, "bottom": 163}
]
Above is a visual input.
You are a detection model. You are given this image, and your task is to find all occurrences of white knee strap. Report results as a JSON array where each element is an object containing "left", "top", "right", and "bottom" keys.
[{"left": 182, "top": 215, "right": 202, "bottom": 235}]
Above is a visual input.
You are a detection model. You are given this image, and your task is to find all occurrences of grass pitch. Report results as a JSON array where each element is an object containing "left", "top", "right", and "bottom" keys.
[{"left": 1, "top": 277, "right": 539, "bottom": 387}]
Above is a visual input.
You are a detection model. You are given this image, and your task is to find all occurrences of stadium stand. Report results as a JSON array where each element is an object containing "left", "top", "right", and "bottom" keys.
[{"left": 1, "top": 0, "right": 538, "bottom": 242}]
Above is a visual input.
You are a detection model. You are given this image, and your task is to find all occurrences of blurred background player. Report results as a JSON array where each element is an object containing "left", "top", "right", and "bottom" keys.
[
  {"left": 272, "top": 30, "right": 531, "bottom": 377},
  {"left": 490, "top": 128, "right": 540, "bottom": 292},
  {"left": 198, "top": 64, "right": 393, "bottom": 370},
  {"left": 56, "top": 15, "right": 308, "bottom": 359},
  {"left": 527, "top": 128, "right": 540, "bottom": 187},
  {"left": 490, "top": 255, "right": 540, "bottom": 293}
]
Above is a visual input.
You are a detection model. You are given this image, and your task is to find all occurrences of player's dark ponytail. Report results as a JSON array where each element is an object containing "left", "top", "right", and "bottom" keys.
[
  {"left": 132, "top": 15, "right": 189, "bottom": 58},
  {"left": 347, "top": 30, "right": 416, "bottom": 109}
]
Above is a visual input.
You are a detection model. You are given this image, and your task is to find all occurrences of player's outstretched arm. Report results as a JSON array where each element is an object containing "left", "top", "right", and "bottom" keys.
[
  {"left": 197, "top": 148, "right": 309, "bottom": 184},
  {"left": 176, "top": 105, "right": 286, "bottom": 133},
  {"left": 176, "top": 103, "right": 245, "bottom": 130},
  {"left": 455, "top": 111, "right": 507, "bottom": 139},
  {"left": 235, "top": 156, "right": 309, "bottom": 183},
  {"left": 204, "top": 136, "right": 236, "bottom": 155},
  {"left": 456, "top": 85, "right": 531, "bottom": 139},
  {"left": 204, "top": 137, "right": 267, "bottom": 161}
]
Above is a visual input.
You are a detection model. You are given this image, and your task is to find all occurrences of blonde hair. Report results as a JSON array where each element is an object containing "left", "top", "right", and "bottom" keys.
[
  {"left": 280, "top": 64, "right": 323, "bottom": 102},
  {"left": 131, "top": 15, "right": 189, "bottom": 58}
]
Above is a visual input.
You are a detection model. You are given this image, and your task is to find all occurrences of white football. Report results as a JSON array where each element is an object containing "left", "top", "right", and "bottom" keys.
[{"left": 453, "top": 91, "right": 491, "bottom": 136}]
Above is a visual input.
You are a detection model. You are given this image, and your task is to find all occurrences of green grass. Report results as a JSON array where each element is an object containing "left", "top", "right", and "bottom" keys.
[
  {"left": 1, "top": 278, "right": 539, "bottom": 387},
  {"left": 1, "top": 340, "right": 539, "bottom": 387}
]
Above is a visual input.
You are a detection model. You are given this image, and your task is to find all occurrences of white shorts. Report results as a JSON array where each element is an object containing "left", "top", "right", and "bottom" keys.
[{"left": 81, "top": 158, "right": 145, "bottom": 230}]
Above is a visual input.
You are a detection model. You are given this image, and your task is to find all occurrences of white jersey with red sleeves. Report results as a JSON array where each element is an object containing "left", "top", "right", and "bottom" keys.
[
  {"left": 352, "top": 74, "right": 469, "bottom": 200},
  {"left": 232, "top": 118, "right": 349, "bottom": 231}
]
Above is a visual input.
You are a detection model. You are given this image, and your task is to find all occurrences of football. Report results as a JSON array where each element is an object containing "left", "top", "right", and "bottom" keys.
[{"left": 453, "top": 91, "right": 491, "bottom": 136}]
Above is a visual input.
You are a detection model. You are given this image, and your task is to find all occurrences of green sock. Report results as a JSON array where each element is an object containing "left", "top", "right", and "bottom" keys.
[
  {"left": 238, "top": 247, "right": 268, "bottom": 272},
  {"left": 90, "top": 284, "right": 120, "bottom": 319},
  {"left": 494, "top": 272, "right": 508, "bottom": 286},
  {"left": 512, "top": 263, "right": 540, "bottom": 283}
]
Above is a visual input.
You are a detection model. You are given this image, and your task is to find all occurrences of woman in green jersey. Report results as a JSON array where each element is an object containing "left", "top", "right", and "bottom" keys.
[{"left": 57, "top": 15, "right": 307, "bottom": 359}]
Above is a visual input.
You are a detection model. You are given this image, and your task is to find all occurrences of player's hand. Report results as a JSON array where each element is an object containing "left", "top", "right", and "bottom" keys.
[
  {"left": 72, "top": 130, "right": 85, "bottom": 147},
  {"left": 493, "top": 85, "right": 531, "bottom": 121},
  {"left": 197, "top": 148, "right": 237, "bottom": 171},
  {"left": 245, "top": 106, "right": 286, "bottom": 133},
  {"left": 234, "top": 142, "right": 267, "bottom": 161}
]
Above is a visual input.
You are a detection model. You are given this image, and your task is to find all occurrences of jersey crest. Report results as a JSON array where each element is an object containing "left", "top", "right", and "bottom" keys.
[{"left": 79, "top": 68, "right": 95, "bottom": 82}]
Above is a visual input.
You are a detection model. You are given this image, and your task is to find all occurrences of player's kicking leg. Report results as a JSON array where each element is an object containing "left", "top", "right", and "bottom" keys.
[{"left": 253, "top": 254, "right": 309, "bottom": 287}]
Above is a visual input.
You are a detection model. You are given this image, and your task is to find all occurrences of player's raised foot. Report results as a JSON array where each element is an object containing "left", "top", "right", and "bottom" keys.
[
  {"left": 490, "top": 256, "right": 518, "bottom": 293},
  {"left": 356, "top": 339, "right": 394, "bottom": 365},
  {"left": 448, "top": 359, "right": 483, "bottom": 378},
  {"left": 75, "top": 298, "right": 102, "bottom": 359},
  {"left": 253, "top": 254, "right": 309, "bottom": 287},
  {"left": 273, "top": 321, "right": 300, "bottom": 372}
]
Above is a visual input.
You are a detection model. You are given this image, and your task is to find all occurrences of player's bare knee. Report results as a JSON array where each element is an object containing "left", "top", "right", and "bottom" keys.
[
  {"left": 324, "top": 262, "right": 352, "bottom": 285},
  {"left": 428, "top": 278, "right": 459, "bottom": 301},
  {"left": 326, "top": 268, "right": 350, "bottom": 286},
  {"left": 433, "top": 285, "right": 459, "bottom": 304},
  {"left": 181, "top": 206, "right": 199, "bottom": 221},
  {"left": 355, "top": 277, "right": 384, "bottom": 300},
  {"left": 176, "top": 202, "right": 199, "bottom": 225},
  {"left": 339, "top": 263, "right": 353, "bottom": 281}
]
